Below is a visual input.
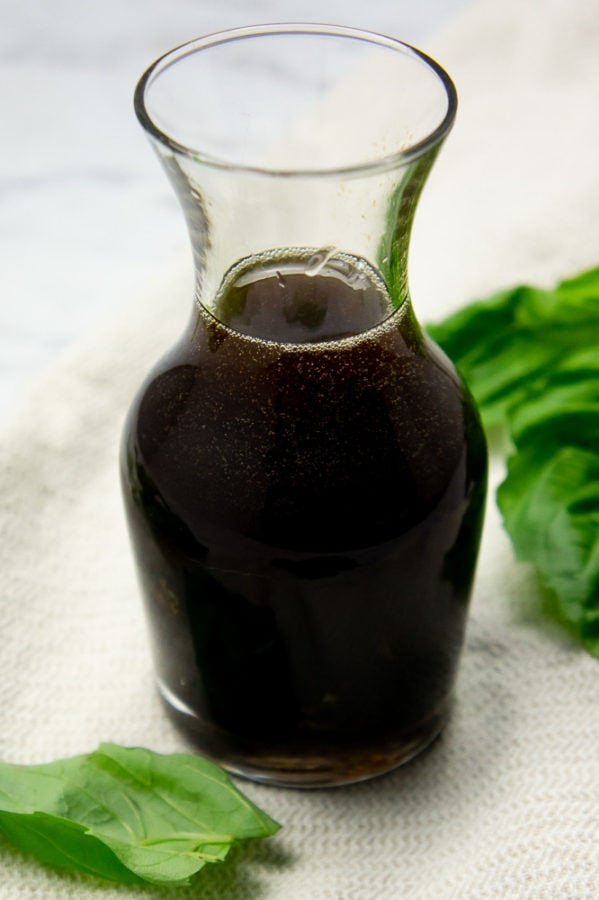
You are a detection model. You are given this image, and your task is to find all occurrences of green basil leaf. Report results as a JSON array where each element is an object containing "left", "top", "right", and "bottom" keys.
[
  {"left": 427, "top": 265, "right": 599, "bottom": 657},
  {"left": 427, "top": 267, "right": 599, "bottom": 428},
  {"left": 0, "top": 743, "right": 280, "bottom": 886},
  {"left": 498, "top": 446, "right": 599, "bottom": 654},
  {"left": 507, "top": 351, "right": 599, "bottom": 451}
]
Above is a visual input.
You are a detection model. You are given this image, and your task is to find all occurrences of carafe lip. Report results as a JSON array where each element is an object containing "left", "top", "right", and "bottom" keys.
[{"left": 134, "top": 23, "right": 458, "bottom": 179}]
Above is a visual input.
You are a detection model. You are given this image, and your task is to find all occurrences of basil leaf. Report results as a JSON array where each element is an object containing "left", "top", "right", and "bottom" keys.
[
  {"left": 507, "top": 348, "right": 599, "bottom": 451},
  {"left": 498, "top": 445, "right": 599, "bottom": 653},
  {"left": 427, "top": 267, "right": 599, "bottom": 428},
  {"left": 0, "top": 743, "right": 280, "bottom": 886},
  {"left": 428, "top": 266, "right": 599, "bottom": 656}
]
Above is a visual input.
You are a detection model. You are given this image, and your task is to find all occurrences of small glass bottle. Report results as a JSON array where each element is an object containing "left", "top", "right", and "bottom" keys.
[{"left": 121, "top": 25, "right": 487, "bottom": 787}]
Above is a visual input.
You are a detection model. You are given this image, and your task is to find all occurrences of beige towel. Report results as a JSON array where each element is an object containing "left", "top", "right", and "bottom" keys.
[{"left": 2, "top": 0, "right": 599, "bottom": 896}]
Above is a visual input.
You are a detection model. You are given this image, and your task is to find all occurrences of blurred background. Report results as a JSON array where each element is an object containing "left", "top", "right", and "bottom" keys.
[{"left": 1, "top": 0, "right": 469, "bottom": 415}]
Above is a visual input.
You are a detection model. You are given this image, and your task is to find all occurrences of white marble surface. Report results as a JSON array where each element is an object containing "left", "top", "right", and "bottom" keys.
[{"left": 1, "top": 0, "right": 468, "bottom": 417}]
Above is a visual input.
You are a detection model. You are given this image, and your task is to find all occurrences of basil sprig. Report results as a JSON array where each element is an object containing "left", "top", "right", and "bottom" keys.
[{"left": 428, "top": 266, "right": 599, "bottom": 654}]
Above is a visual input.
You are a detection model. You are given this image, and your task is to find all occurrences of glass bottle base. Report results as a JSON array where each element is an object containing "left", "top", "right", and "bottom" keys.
[{"left": 158, "top": 680, "right": 450, "bottom": 788}]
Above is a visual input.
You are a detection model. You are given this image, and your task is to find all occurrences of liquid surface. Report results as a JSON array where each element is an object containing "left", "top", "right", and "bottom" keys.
[
  {"left": 213, "top": 250, "right": 393, "bottom": 342},
  {"left": 121, "top": 251, "right": 487, "bottom": 785}
]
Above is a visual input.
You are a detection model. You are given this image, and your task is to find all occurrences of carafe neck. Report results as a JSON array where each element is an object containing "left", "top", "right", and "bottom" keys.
[{"left": 155, "top": 145, "right": 439, "bottom": 325}]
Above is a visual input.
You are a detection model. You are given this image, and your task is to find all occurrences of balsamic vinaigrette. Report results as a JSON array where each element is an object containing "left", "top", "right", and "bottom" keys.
[{"left": 121, "top": 251, "right": 487, "bottom": 786}]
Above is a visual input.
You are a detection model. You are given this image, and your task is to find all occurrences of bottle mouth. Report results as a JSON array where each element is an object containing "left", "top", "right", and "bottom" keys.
[{"left": 134, "top": 24, "right": 457, "bottom": 178}]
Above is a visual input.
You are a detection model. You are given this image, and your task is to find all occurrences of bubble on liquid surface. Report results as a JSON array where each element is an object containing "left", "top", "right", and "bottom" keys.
[
  {"left": 348, "top": 269, "right": 369, "bottom": 289},
  {"left": 305, "top": 246, "right": 337, "bottom": 277}
]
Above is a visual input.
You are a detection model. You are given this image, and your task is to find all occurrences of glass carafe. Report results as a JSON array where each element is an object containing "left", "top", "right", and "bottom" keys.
[{"left": 121, "top": 25, "right": 487, "bottom": 787}]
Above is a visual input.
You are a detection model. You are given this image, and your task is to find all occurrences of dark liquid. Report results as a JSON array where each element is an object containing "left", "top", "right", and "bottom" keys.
[{"left": 121, "top": 253, "right": 487, "bottom": 786}]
